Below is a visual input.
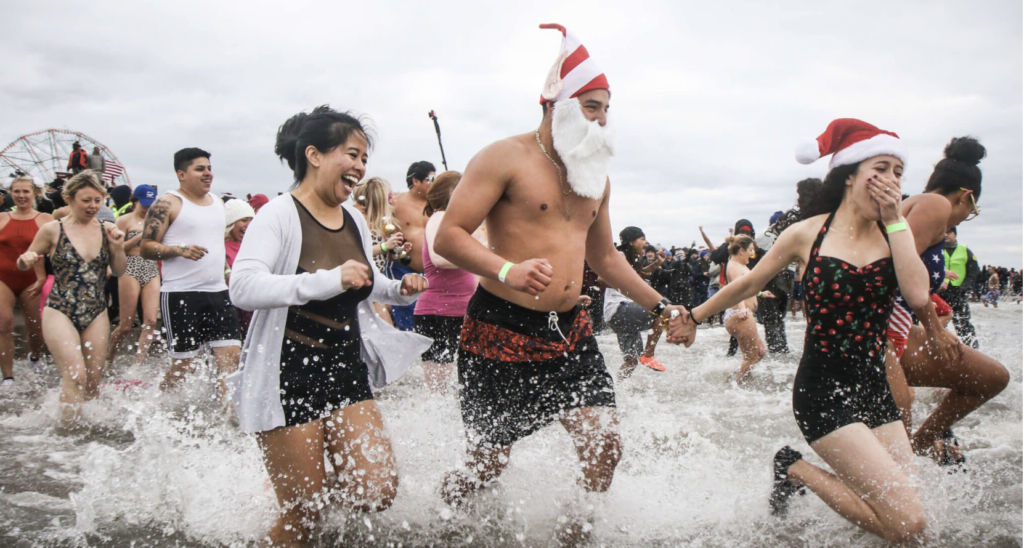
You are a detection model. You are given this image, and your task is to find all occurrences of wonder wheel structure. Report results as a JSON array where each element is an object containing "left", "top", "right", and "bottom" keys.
[{"left": 0, "top": 129, "right": 130, "bottom": 187}]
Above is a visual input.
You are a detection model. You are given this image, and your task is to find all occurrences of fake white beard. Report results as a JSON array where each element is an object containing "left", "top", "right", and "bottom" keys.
[{"left": 551, "top": 98, "right": 615, "bottom": 200}]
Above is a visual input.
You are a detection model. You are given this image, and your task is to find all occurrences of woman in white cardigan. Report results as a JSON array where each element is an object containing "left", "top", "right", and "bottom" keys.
[{"left": 228, "top": 106, "right": 429, "bottom": 545}]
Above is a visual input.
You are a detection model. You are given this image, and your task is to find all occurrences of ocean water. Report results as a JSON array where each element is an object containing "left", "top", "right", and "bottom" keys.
[{"left": 0, "top": 305, "right": 1020, "bottom": 547}]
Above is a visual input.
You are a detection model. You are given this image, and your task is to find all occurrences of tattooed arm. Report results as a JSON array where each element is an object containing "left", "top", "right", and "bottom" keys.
[{"left": 140, "top": 195, "right": 186, "bottom": 261}]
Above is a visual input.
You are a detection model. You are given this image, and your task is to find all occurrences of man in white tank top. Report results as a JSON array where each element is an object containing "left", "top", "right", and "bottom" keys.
[{"left": 140, "top": 148, "right": 241, "bottom": 403}]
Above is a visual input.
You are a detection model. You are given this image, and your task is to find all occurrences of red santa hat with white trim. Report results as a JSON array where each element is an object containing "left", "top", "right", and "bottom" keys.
[
  {"left": 795, "top": 118, "right": 908, "bottom": 171},
  {"left": 539, "top": 23, "right": 610, "bottom": 104}
]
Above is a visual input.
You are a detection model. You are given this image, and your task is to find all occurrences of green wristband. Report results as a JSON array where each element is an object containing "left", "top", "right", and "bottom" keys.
[
  {"left": 380, "top": 242, "right": 388, "bottom": 252},
  {"left": 885, "top": 221, "right": 909, "bottom": 234},
  {"left": 498, "top": 261, "right": 515, "bottom": 284}
]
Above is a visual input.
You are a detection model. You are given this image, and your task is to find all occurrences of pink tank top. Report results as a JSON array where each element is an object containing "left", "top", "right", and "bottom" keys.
[{"left": 414, "top": 236, "right": 476, "bottom": 317}]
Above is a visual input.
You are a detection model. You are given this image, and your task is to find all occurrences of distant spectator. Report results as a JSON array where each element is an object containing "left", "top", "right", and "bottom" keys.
[
  {"left": 67, "top": 142, "right": 89, "bottom": 174},
  {"left": 87, "top": 146, "right": 106, "bottom": 175}
]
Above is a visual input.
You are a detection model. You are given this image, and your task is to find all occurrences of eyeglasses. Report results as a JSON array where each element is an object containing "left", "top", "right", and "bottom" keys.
[{"left": 960, "top": 187, "right": 980, "bottom": 221}]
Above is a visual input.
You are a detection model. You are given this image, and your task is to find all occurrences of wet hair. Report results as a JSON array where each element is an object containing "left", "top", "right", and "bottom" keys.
[
  {"left": 406, "top": 161, "right": 436, "bottom": 189},
  {"left": 351, "top": 177, "right": 391, "bottom": 236},
  {"left": 796, "top": 178, "right": 823, "bottom": 212},
  {"left": 63, "top": 170, "right": 107, "bottom": 201},
  {"left": 924, "top": 137, "right": 985, "bottom": 200},
  {"left": 423, "top": 171, "right": 462, "bottom": 217},
  {"left": 173, "top": 147, "right": 211, "bottom": 173},
  {"left": 803, "top": 162, "right": 860, "bottom": 218},
  {"left": 274, "top": 105, "right": 375, "bottom": 185},
  {"left": 726, "top": 234, "right": 755, "bottom": 256}
]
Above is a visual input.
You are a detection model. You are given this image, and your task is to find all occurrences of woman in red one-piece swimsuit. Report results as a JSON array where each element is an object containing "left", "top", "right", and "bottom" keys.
[{"left": 0, "top": 176, "right": 53, "bottom": 388}]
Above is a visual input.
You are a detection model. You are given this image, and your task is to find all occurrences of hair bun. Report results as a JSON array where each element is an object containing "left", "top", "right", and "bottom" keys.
[
  {"left": 274, "top": 111, "right": 309, "bottom": 172},
  {"left": 944, "top": 136, "right": 986, "bottom": 166}
]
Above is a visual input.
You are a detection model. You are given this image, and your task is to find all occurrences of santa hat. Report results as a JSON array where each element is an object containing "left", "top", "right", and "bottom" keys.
[
  {"left": 795, "top": 118, "right": 907, "bottom": 171},
  {"left": 539, "top": 24, "right": 610, "bottom": 104}
]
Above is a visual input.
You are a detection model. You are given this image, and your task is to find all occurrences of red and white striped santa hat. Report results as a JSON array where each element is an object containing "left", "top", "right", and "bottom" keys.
[
  {"left": 539, "top": 24, "right": 610, "bottom": 104},
  {"left": 795, "top": 118, "right": 908, "bottom": 171}
]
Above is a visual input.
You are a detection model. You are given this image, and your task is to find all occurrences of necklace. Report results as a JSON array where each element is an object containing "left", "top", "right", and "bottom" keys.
[{"left": 535, "top": 130, "right": 571, "bottom": 196}]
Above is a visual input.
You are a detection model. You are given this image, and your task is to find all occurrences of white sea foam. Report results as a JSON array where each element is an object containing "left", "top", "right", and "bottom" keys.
[{"left": 0, "top": 305, "right": 1020, "bottom": 546}]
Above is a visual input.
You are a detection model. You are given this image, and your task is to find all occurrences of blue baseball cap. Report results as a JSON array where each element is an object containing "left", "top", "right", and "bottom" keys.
[{"left": 133, "top": 185, "right": 157, "bottom": 207}]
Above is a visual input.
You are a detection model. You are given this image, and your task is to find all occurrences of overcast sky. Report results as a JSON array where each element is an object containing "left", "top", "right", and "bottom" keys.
[{"left": 3, "top": 1, "right": 1021, "bottom": 267}]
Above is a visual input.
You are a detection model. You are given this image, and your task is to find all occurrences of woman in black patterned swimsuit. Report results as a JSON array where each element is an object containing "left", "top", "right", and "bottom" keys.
[
  {"left": 688, "top": 119, "right": 933, "bottom": 542},
  {"left": 18, "top": 171, "right": 126, "bottom": 428}
]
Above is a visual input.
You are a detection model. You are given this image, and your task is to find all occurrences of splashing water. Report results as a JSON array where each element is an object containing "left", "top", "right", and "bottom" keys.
[{"left": 0, "top": 307, "right": 1020, "bottom": 546}]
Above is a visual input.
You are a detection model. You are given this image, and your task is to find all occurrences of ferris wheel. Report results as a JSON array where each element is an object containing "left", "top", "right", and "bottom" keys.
[{"left": 0, "top": 129, "right": 130, "bottom": 187}]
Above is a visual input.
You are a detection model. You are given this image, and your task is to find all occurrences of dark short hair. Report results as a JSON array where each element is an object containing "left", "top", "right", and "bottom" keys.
[
  {"left": 174, "top": 147, "right": 211, "bottom": 173},
  {"left": 406, "top": 161, "right": 436, "bottom": 189}
]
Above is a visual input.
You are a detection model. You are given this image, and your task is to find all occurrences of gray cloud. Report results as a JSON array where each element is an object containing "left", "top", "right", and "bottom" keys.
[{"left": 2, "top": 0, "right": 1020, "bottom": 266}]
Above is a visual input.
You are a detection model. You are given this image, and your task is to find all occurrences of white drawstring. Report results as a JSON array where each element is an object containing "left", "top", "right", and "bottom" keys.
[{"left": 548, "top": 311, "right": 568, "bottom": 342}]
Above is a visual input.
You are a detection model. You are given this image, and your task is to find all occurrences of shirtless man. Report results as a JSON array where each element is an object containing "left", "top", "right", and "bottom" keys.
[
  {"left": 387, "top": 161, "right": 434, "bottom": 330},
  {"left": 435, "top": 24, "right": 691, "bottom": 540},
  {"left": 140, "top": 148, "right": 241, "bottom": 403}
]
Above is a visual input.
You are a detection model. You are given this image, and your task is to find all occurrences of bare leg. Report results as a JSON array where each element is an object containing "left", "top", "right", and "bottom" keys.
[
  {"left": 617, "top": 357, "right": 639, "bottom": 380},
  {"left": 787, "top": 422, "right": 926, "bottom": 543},
  {"left": 0, "top": 282, "right": 16, "bottom": 379},
  {"left": 256, "top": 420, "right": 328, "bottom": 546},
  {"left": 422, "top": 360, "right": 453, "bottom": 396},
  {"left": 884, "top": 346, "right": 915, "bottom": 434},
  {"left": 17, "top": 289, "right": 45, "bottom": 361},
  {"left": 43, "top": 308, "right": 89, "bottom": 427},
  {"left": 161, "top": 357, "right": 195, "bottom": 392},
  {"left": 325, "top": 400, "right": 398, "bottom": 511},
  {"left": 441, "top": 443, "right": 512, "bottom": 506},
  {"left": 108, "top": 274, "right": 141, "bottom": 364},
  {"left": 726, "top": 314, "right": 766, "bottom": 382},
  {"left": 555, "top": 406, "right": 621, "bottom": 546},
  {"left": 560, "top": 406, "right": 621, "bottom": 492},
  {"left": 902, "top": 325, "right": 1010, "bottom": 454},
  {"left": 642, "top": 318, "right": 664, "bottom": 359},
  {"left": 79, "top": 313, "right": 111, "bottom": 399},
  {"left": 211, "top": 344, "right": 241, "bottom": 404},
  {"left": 134, "top": 277, "right": 161, "bottom": 364}
]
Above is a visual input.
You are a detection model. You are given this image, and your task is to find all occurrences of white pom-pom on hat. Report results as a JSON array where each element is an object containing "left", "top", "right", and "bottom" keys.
[
  {"left": 795, "top": 139, "right": 821, "bottom": 165},
  {"left": 795, "top": 119, "right": 906, "bottom": 171}
]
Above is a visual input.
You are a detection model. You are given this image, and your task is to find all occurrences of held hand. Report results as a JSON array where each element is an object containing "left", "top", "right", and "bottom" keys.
[
  {"left": 340, "top": 260, "right": 372, "bottom": 290},
  {"left": 939, "top": 280, "right": 949, "bottom": 292},
  {"left": 736, "top": 309, "right": 751, "bottom": 321},
  {"left": 385, "top": 232, "right": 404, "bottom": 250},
  {"left": 402, "top": 242, "right": 413, "bottom": 254},
  {"left": 577, "top": 294, "right": 593, "bottom": 308},
  {"left": 761, "top": 290, "right": 776, "bottom": 299},
  {"left": 655, "top": 251, "right": 667, "bottom": 266},
  {"left": 105, "top": 224, "right": 125, "bottom": 248},
  {"left": 945, "top": 270, "right": 960, "bottom": 280},
  {"left": 17, "top": 251, "right": 41, "bottom": 270},
  {"left": 400, "top": 273, "right": 428, "bottom": 296},
  {"left": 664, "top": 305, "right": 696, "bottom": 347},
  {"left": 867, "top": 174, "right": 903, "bottom": 224},
  {"left": 179, "top": 245, "right": 209, "bottom": 261},
  {"left": 25, "top": 279, "right": 44, "bottom": 299},
  {"left": 925, "top": 325, "right": 962, "bottom": 369},
  {"left": 504, "top": 259, "right": 553, "bottom": 296}
]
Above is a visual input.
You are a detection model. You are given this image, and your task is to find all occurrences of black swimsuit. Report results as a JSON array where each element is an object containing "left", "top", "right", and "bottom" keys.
[
  {"left": 279, "top": 199, "right": 374, "bottom": 427},
  {"left": 792, "top": 212, "right": 902, "bottom": 443}
]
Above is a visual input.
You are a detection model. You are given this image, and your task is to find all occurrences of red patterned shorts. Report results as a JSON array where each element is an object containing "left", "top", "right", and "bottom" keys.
[{"left": 457, "top": 287, "right": 615, "bottom": 447}]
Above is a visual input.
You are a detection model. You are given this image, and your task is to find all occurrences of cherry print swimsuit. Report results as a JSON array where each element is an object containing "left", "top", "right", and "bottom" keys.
[{"left": 792, "top": 212, "right": 902, "bottom": 443}]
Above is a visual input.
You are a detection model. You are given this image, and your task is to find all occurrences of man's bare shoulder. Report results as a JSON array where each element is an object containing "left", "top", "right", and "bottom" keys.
[{"left": 469, "top": 133, "right": 533, "bottom": 166}]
